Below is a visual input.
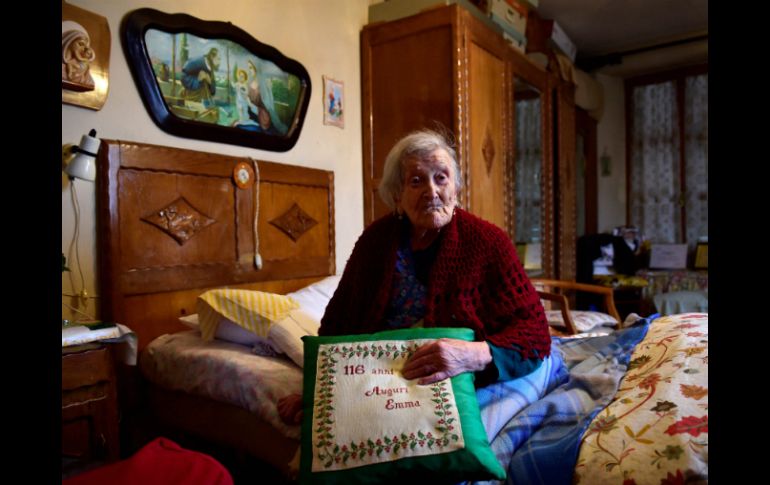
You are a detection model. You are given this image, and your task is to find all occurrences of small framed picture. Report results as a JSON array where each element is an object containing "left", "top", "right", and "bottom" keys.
[
  {"left": 523, "top": 242, "right": 542, "bottom": 271},
  {"left": 694, "top": 243, "right": 708, "bottom": 269},
  {"left": 323, "top": 76, "right": 344, "bottom": 128},
  {"left": 649, "top": 244, "right": 688, "bottom": 270}
]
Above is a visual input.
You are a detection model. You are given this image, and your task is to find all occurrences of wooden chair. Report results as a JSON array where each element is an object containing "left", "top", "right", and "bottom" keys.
[{"left": 530, "top": 278, "right": 622, "bottom": 336}]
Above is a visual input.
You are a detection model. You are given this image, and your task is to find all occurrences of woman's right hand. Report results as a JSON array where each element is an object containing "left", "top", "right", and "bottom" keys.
[{"left": 278, "top": 393, "right": 303, "bottom": 425}]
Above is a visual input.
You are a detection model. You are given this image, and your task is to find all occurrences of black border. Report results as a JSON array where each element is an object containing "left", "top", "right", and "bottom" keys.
[{"left": 121, "top": 8, "right": 311, "bottom": 152}]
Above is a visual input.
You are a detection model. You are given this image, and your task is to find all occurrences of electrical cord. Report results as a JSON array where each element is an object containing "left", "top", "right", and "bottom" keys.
[
  {"left": 62, "top": 301, "right": 97, "bottom": 322},
  {"left": 68, "top": 180, "right": 87, "bottom": 300},
  {"left": 64, "top": 179, "right": 98, "bottom": 324},
  {"left": 249, "top": 158, "right": 263, "bottom": 270}
]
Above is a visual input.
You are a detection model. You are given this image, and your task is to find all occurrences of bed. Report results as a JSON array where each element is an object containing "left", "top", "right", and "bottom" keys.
[
  {"left": 95, "top": 138, "right": 335, "bottom": 476},
  {"left": 95, "top": 140, "right": 707, "bottom": 484}
]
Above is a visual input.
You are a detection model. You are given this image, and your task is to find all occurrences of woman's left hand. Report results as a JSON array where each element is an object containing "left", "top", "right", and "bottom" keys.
[{"left": 402, "top": 338, "right": 492, "bottom": 385}]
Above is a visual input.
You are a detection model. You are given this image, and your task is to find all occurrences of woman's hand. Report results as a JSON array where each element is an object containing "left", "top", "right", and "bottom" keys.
[
  {"left": 402, "top": 338, "right": 492, "bottom": 385},
  {"left": 277, "top": 393, "right": 303, "bottom": 425}
]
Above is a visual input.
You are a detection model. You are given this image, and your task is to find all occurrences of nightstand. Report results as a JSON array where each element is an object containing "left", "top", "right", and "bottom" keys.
[{"left": 62, "top": 343, "right": 120, "bottom": 475}]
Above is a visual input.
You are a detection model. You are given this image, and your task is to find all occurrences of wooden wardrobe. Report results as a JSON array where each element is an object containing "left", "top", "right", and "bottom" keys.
[{"left": 361, "top": 4, "right": 577, "bottom": 280}]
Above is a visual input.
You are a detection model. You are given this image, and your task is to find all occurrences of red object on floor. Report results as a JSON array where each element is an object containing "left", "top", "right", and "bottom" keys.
[{"left": 63, "top": 437, "right": 234, "bottom": 485}]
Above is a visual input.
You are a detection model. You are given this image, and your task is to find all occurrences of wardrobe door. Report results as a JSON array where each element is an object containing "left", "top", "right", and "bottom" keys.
[
  {"left": 361, "top": 9, "right": 457, "bottom": 226},
  {"left": 554, "top": 80, "right": 577, "bottom": 281},
  {"left": 507, "top": 50, "right": 553, "bottom": 278},
  {"left": 512, "top": 76, "right": 545, "bottom": 277},
  {"left": 463, "top": 17, "right": 509, "bottom": 231}
]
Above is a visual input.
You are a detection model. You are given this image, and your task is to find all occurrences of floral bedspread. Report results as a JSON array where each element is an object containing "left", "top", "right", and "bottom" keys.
[{"left": 574, "top": 313, "right": 708, "bottom": 484}]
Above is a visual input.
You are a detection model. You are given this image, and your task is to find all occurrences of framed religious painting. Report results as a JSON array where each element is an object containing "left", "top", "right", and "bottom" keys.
[
  {"left": 122, "top": 8, "right": 311, "bottom": 152},
  {"left": 62, "top": 1, "right": 111, "bottom": 110}
]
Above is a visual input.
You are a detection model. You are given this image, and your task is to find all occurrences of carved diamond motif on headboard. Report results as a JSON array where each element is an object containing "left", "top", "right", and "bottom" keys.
[
  {"left": 482, "top": 125, "right": 496, "bottom": 175},
  {"left": 269, "top": 203, "right": 318, "bottom": 242},
  {"left": 141, "top": 197, "right": 215, "bottom": 245}
]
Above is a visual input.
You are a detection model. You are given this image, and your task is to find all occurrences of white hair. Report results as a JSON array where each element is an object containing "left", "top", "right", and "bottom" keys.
[{"left": 377, "top": 130, "right": 461, "bottom": 210}]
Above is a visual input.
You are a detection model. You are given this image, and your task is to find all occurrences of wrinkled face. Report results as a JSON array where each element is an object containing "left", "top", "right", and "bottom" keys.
[{"left": 397, "top": 149, "right": 458, "bottom": 232}]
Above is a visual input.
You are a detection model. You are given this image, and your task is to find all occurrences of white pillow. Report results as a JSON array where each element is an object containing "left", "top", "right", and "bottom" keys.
[
  {"left": 285, "top": 275, "right": 341, "bottom": 322},
  {"left": 545, "top": 310, "right": 619, "bottom": 333},
  {"left": 178, "top": 314, "right": 200, "bottom": 329},
  {"left": 177, "top": 313, "right": 279, "bottom": 355},
  {"left": 267, "top": 308, "right": 321, "bottom": 367}
]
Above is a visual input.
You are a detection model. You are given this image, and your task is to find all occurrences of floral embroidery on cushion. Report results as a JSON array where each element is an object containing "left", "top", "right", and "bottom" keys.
[
  {"left": 312, "top": 339, "right": 465, "bottom": 471},
  {"left": 317, "top": 380, "right": 460, "bottom": 467}
]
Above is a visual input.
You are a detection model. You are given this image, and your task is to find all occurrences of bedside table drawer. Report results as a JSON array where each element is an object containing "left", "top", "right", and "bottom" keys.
[
  {"left": 62, "top": 346, "right": 113, "bottom": 391},
  {"left": 62, "top": 382, "right": 110, "bottom": 408},
  {"left": 61, "top": 343, "right": 120, "bottom": 474}
]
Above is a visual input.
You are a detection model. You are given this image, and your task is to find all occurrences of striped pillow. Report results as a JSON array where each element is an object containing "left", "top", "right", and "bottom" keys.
[{"left": 196, "top": 289, "right": 299, "bottom": 341}]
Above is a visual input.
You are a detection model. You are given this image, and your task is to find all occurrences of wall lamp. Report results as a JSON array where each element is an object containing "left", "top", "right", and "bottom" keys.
[
  {"left": 63, "top": 128, "right": 101, "bottom": 312},
  {"left": 65, "top": 129, "right": 100, "bottom": 181}
]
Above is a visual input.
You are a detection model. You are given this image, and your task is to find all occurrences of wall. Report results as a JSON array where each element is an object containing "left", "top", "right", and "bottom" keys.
[
  {"left": 595, "top": 73, "right": 626, "bottom": 233},
  {"left": 62, "top": 0, "right": 370, "bottom": 321}
]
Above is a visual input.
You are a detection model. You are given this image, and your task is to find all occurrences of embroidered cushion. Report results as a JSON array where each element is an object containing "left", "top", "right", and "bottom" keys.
[
  {"left": 196, "top": 289, "right": 299, "bottom": 342},
  {"left": 545, "top": 310, "right": 619, "bottom": 333},
  {"left": 299, "top": 327, "right": 506, "bottom": 484}
]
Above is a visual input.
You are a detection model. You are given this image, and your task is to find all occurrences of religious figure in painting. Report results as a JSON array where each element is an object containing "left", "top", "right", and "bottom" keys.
[{"left": 61, "top": 22, "right": 96, "bottom": 92}]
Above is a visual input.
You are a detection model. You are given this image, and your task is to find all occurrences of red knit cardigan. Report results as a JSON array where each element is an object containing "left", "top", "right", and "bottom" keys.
[{"left": 320, "top": 209, "right": 551, "bottom": 360}]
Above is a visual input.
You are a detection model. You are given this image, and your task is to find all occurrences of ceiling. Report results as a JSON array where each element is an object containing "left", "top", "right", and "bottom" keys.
[{"left": 536, "top": 0, "right": 708, "bottom": 75}]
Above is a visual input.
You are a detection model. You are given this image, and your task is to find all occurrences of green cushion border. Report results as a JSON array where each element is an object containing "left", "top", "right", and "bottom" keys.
[{"left": 300, "top": 327, "right": 506, "bottom": 484}]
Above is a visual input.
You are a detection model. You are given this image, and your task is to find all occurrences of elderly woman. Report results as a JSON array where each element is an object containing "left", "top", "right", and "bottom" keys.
[{"left": 278, "top": 129, "right": 550, "bottom": 424}]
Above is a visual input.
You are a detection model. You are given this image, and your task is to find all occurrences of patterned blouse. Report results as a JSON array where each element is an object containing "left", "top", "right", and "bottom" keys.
[
  {"left": 384, "top": 230, "right": 542, "bottom": 384},
  {"left": 383, "top": 232, "right": 434, "bottom": 329}
]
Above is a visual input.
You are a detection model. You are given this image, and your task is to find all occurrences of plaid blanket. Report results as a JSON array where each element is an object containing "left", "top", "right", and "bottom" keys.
[{"left": 467, "top": 318, "right": 653, "bottom": 485}]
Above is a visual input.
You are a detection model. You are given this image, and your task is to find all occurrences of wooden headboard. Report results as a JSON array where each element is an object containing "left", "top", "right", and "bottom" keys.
[{"left": 96, "top": 140, "right": 335, "bottom": 349}]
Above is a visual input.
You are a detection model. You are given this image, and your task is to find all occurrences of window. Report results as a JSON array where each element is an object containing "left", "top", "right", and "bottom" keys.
[{"left": 626, "top": 65, "right": 708, "bottom": 248}]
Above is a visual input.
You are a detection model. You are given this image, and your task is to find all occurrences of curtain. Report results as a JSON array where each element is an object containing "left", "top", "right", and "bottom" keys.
[
  {"left": 684, "top": 74, "right": 708, "bottom": 247},
  {"left": 629, "top": 81, "right": 681, "bottom": 243},
  {"left": 514, "top": 98, "right": 542, "bottom": 243}
]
